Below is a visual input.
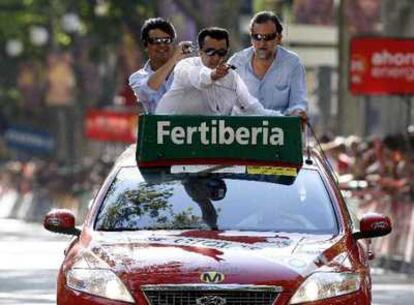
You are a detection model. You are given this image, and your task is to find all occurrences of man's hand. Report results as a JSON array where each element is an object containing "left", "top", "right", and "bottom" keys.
[
  {"left": 172, "top": 41, "right": 194, "bottom": 62},
  {"left": 288, "top": 109, "right": 308, "bottom": 122},
  {"left": 211, "top": 63, "right": 231, "bottom": 81},
  {"left": 147, "top": 41, "right": 193, "bottom": 91},
  {"left": 287, "top": 109, "right": 308, "bottom": 130}
]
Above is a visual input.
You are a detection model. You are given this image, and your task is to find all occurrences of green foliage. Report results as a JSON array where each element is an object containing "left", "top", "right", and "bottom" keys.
[
  {"left": 0, "top": 0, "right": 154, "bottom": 59},
  {"left": 0, "top": 0, "right": 246, "bottom": 113},
  {"left": 97, "top": 180, "right": 209, "bottom": 231}
]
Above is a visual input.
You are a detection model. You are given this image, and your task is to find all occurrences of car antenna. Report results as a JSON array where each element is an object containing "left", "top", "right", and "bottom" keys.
[
  {"left": 305, "top": 120, "right": 338, "bottom": 183},
  {"left": 303, "top": 120, "right": 312, "bottom": 165}
]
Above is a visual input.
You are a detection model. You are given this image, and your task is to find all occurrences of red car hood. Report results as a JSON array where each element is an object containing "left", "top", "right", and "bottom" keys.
[{"left": 88, "top": 230, "right": 345, "bottom": 291}]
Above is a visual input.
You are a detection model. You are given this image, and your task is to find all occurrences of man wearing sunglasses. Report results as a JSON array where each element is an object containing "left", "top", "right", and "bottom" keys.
[
  {"left": 155, "top": 27, "right": 280, "bottom": 116},
  {"left": 129, "top": 17, "right": 192, "bottom": 113},
  {"left": 229, "top": 11, "right": 308, "bottom": 121}
]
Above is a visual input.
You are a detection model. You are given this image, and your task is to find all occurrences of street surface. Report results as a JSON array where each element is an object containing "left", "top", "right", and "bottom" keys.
[{"left": 1, "top": 218, "right": 414, "bottom": 305}]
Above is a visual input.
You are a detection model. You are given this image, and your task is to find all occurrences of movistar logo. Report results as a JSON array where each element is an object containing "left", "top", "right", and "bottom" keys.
[{"left": 157, "top": 120, "right": 284, "bottom": 146}]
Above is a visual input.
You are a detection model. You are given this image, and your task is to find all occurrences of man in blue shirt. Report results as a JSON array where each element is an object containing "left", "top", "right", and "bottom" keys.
[
  {"left": 129, "top": 18, "right": 192, "bottom": 113},
  {"left": 229, "top": 11, "right": 308, "bottom": 121}
]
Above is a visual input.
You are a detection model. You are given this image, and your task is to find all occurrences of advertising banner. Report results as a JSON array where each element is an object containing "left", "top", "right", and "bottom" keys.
[
  {"left": 85, "top": 109, "right": 137, "bottom": 143},
  {"left": 137, "top": 115, "right": 303, "bottom": 167},
  {"left": 350, "top": 37, "right": 414, "bottom": 95},
  {"left": 4, "top": 125, "right": 55, "bottom": 155}
]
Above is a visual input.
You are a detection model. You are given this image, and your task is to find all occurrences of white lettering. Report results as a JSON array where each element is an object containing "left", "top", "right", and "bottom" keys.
[
  {"left": 372, "top": 52, "right": 383, "bottom": 66},
  {"left": 155, "top": 120, "right": 286, "bottom": 146},
  {"left": 219, "top": 120, "right": 235, "bottom": 145},
  {"left": 235, "top": 127, "right": 250, "bottom": 145},
  {"left": 157, "top": 121, "right": 170, "bottom": 144},
  {"left": 211, "top": 120, "right": 217, "bottom": 144},
  {"left": 251, "top": 127, "right": 262, "bottom": 145},
  {"left": 371, "top": 66, "right": 414, "bottom": 81},
  {"left": 171, "top": 127, "right": 185, "bottom": 144},
  {"left": 262, "top": 121, "right": 269, "bottom": 145},
  {"left": 5, "top": 130, "right": 54, "bottom": 149},
  {"left": 372, "top": 50, "right": 414, "bottom": 66},
  {"left": 269, "top": 127, "right": 284, "bottom": 145},
  {"left": 199, "top": 122, "right": 209, "bottom": 145},
  {"left": 186, "top": 127, "right": 197, "bottom": 144}
]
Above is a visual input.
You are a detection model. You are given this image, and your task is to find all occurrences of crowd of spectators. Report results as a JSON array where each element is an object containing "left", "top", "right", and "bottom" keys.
[
  {"left": 319, "top": 130, "right": 414, "bottom": 203},
  {"left": 0, "top": 155, "right": 114, "bottom": 222},
  {"left": 313, "top": 131, "right": 414, "bottom": 268}
]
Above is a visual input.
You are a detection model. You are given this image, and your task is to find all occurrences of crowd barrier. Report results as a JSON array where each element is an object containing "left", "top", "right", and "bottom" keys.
[
  {"left": 0, "top": 185, "right": 91, "bottom": 224},
  {"left": 348, "top": 187, "right": 414, "bottom": 273}
]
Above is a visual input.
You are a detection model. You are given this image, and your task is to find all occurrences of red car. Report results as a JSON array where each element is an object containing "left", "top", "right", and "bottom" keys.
[{"left": 44, "top": 116, "right": 391, "bottom": 305}]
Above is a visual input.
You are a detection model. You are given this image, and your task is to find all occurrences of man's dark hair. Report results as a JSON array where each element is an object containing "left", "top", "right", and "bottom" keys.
[
  {"left": 198, "top": 27, "right": 229, "bottom": 49},
  {"left": 140, "top": 17, "right": 176, "bottom": 46},
  {"left": 250, "top": 11, "right": 283, "bottom": 34}
]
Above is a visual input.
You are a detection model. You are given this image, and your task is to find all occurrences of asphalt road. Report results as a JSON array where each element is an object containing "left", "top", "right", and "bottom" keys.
[{"left": 1, "top": 218, "right": 414, "bottom": 305}]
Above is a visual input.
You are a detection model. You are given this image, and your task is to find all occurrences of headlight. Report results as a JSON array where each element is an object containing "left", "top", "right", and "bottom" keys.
[
  {"left": 289, "top": 272, "right": 360, "bottom": 304},
  {"left": 66, "top": 252, "right": 134, "bottom": 303}
]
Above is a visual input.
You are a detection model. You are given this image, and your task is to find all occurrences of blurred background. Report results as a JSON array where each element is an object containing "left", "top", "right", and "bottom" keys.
[{"left": 0, "top": 0, "right": 414, "bottom": 273}]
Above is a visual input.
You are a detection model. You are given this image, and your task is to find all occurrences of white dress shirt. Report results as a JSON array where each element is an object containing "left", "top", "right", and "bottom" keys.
[{"left": 155, "top": 57, "right": 281, "bottom": 116}]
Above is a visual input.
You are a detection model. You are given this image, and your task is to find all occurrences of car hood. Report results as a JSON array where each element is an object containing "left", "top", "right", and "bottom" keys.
[{"left": 88, "top": 230, "right": 348, "bottom": 291}]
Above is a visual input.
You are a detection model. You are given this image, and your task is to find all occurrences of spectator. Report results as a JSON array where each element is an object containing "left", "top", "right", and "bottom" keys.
[{"left": 129, "top": 17, "right": 192, "bottom": 113}]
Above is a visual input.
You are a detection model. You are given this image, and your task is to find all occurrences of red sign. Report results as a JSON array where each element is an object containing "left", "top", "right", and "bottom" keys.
[
  {"left": 350, "top": 38, "right": 414, "bottom": 95},
  {"left": 85, "top": 109, "right": 138, "bottom": 143}
]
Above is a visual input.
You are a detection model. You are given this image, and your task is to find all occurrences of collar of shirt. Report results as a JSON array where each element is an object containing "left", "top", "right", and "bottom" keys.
[
  {"left": 244, "top": 46, "right": 286, "bottom": 80},
  {"left": 143, "top": 60, "right": 158, "bottom": 74}
]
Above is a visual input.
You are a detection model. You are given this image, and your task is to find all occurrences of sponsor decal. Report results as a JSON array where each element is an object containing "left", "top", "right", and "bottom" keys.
[
  {"left": 196, "top": 296, "right": 226, "bottom": 305},
  {"left": 157, "top": 120, "right": 284, "bottom": 146},
  {"left": 247, "top": 166, "right": 297, "bottom": 177},
  {"left": 146, "top": 236, "right": 293, "bottom": 250},
  {"left": 162, "top": 237, "right": 259, "bottom": 250},
  {"left": 200, "top": 271, "right": 225, "bottom": 283}
]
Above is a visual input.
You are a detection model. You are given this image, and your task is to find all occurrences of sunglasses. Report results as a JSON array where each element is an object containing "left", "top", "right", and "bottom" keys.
[
  {"left": 251, "top": 32, "right": 278, "bottom": 41},
  {"left": 147, "top": 37, "right": 174, "bottom": 45},
  {"left": 203, "top": 48, "right": 228, "bottom": 57}
]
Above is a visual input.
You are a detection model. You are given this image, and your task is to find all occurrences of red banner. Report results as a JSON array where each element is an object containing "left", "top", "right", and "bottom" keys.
[
  {"left": 350, "top": 38, "right": 414, "bottom": 95},
  {"left": 85, "top": 109, "right": 137, "bottom": 143}
]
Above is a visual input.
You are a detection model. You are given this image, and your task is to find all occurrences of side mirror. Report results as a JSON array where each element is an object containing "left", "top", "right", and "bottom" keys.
[
  {"left": 353, "top": 212, "right": 392, "bottom": 240},
  {"left": 44, "top": 209, "right": 81, "bottom": 236}
]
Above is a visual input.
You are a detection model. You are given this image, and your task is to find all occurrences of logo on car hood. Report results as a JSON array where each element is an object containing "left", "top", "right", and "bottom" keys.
[
  {"left": 196, "top": 296, "right": 226, "bottom": 305},
  {"left": 200, "top": 271, "right": 225, "bottom": 283}
]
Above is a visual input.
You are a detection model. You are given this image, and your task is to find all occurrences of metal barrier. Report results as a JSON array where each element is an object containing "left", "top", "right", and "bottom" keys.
[{"left": 346, "top": 186, "right": 414, "bottom": 270}]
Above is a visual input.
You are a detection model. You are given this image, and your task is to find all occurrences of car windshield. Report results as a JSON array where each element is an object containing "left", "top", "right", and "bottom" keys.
[{"left": 95, "top": 166, "right": 338, "bottom": 234}]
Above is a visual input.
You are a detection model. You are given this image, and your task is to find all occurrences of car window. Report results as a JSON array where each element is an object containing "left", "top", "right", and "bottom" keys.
[{"left": 95, "top": 167, "right": 338, "bottom": 234}]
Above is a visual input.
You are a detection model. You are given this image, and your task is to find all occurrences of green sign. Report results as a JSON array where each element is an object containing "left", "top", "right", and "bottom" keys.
[{"left": 136, "top": 115, "right": 303, "bottom": 167}]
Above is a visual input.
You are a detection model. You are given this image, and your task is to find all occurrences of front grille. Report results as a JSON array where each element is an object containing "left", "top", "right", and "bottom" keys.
[{"left": 142, "top": 284, "right": 281, "bottom": 305}]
